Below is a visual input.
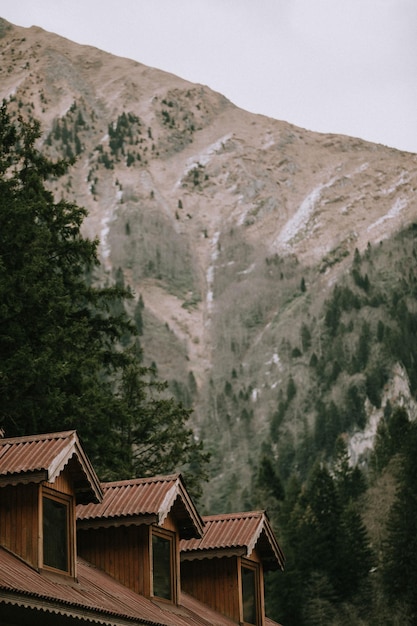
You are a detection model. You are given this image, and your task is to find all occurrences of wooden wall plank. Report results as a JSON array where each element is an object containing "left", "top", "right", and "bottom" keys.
[
  {"left": 0, "top": 483, "right": 39, "bottom": 568},
  {"left": 181, "top": 556, "right": 240, "bottom": 622},
  {"left": 77, "top": 523, "right": 151, "bottom": 596}
]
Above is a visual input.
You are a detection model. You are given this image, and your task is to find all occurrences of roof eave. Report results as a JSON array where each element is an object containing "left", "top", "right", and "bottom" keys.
[
  {"left": 181, "top": 547, "right": 247, "bottom": 561},
  {"left": 77, "top": 513, "right": 158, "bottom": 531},
  {"left": 0, "top": 590, "right": 157, "bottom": 626}
]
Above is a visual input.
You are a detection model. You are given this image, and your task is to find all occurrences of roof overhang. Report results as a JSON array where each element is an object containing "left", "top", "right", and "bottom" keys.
[
  {"left": 0, "top": 591, "right": 156, "bottom": 626},
  {"left": 77, "top": 513, "right": 158, "bottom": 531},
  {"left": 181, "top": 547, "right": 246, "bottom": 561}
]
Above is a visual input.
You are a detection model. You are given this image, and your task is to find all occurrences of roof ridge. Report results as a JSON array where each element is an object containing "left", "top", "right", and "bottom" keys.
[
  {"left": 101, "top": 473, "right": 180, "bottom": 489},
  {"left": 202, "top": 510, "right": 265, "bottom": 522}
]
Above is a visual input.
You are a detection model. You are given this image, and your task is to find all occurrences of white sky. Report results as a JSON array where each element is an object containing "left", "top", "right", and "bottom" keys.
[{"left": 1, "top": 0, "right": 416, "bottom": 153}]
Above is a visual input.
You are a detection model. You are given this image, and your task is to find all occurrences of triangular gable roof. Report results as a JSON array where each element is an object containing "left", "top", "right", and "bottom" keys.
[
  {"left": 0, "top": 546, "right": 238, "bottom": 626},
  {"left": 180, "top": 510, "right": 285, "bottom": 571},
  {"left": 76, "top": 474, "right": 204, "bottom": 539},
  {"left": 0, "top": 430, "right": 102, "bottom": 504}
]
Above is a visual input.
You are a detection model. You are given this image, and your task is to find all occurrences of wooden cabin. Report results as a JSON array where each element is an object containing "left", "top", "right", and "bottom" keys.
[
  {"left": 180, "top": 511, "right": 285, "bottom": 626},
  {"left": 0, "top": 431, "right": 284, "bottom": 626},
  {"left": 76, "top": 474, "right": 204, "bottom": 604}
]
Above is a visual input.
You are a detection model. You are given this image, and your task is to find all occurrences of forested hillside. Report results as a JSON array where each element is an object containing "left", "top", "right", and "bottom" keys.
[{"left": 2, "top": 17, "right": 417, "bottom": 622}]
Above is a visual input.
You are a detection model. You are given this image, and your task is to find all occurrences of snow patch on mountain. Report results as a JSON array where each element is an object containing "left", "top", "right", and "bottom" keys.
[
  {"left": 381, "top": 170, "right": 409, "bottom": 195},
  {"left": 206, "top": 231, "right": 221, "bottom": 311},
  {"left": 177, "top": 133, "right": 233, "bottom": 186},
  {"left": 100, "top": 211, "right": 113, "bottom": 265},
  {"left": 367, "top": 197, "right": 407, "bottom": 232},
  {"left": 274, "top": 178, "right": 335, "bottom": 250}
]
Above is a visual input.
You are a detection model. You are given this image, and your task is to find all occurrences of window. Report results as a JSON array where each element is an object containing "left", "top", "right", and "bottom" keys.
[
  {"left": 42, "top": 488, "right": 73, "bottom": 575},
  {"left": 241, "top": 562, "right": 260, "bottom": 625},
  {"left": 152, "top": 528, "right": 175, "bottom": 601}
]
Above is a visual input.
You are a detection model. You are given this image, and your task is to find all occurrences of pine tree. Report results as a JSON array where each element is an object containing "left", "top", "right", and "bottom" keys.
[
  {"left": 382, "top": 421, "right": 417, "bottom": 619},
  {"left": 113, "top": 350, "right": 209, "bottom": 495},
  {"left": 0, "top": 102, "right": 131, "bottom": 448},
  {"left": 0, "top": 102, "right": 209, "bottom": 490}
]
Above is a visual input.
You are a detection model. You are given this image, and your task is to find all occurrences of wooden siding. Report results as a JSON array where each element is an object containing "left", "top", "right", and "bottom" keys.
[
  {"left": 0, "top": 468, "right": 77, "bottom": 574},
  {"left": 45, "top": 466, "right": 74, "bottom": 495},
  {"left": 181, "top": 556, "right": 240, "bottom": 622},
  {"left": 161, "top": 515, "right": 177, "bottom": 533},
  {"left": 182, "top": 549, "right": 266, "bottom": 626},
  {"left": 77, "top": 513, "right": 183, "bottom": 602},
  {"left": 77, "top": 523, "right": 151, "bottom": 596},
  {"left": 0, "top": 483, "right": 39, "bottom": 568}
]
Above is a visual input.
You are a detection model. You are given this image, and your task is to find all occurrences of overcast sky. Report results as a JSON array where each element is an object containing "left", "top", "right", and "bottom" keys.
[{"left": 1, "top": 0, "right": 416, "bottom": 153}]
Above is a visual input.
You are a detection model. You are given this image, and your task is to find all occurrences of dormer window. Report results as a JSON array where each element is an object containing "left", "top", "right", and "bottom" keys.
[
  {"left": 41, "top": 486, "right": 74, "bottom": 576},
  {"left": 241, "top": 560, "right": 260, "bottom": 625},
  {"left": 151, "top": 528, "right": 176, "bottom": 602}
]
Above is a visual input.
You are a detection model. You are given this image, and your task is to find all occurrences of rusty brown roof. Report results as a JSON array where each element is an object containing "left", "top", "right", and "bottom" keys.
[
  {"left": 0, "top": 430, "right": 102, "bottom": 504},
  {"left": 180, "top": 511, "right": 285, "bottom": 571},
  {"left": 77, "top": 474, "right": 204, "bottom": 539},
  {"left": 0, "top": 546, "right": 238, "bottom": 626}
]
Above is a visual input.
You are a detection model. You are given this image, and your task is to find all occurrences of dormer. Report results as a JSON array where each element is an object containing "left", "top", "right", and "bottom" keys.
[
  {"left": 0, "top": 430, "right": 102, "bottom": 579},
  {"left": 76, "top": 474, "right": 204, "bottom": 604},
  {"left": 180, "top": 510, "right": 285, "bottom": 626}
]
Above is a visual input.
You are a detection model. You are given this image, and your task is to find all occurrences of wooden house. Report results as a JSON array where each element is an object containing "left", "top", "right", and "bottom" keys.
[
  {"left": 180, "top": 511, "right": 285, "bottom": 626},
  {"left": 0, "top": 431, "right": 284, "bottom": 625},
  {"left": 76, "top": 474, "right": 204, "bottom": 604}
]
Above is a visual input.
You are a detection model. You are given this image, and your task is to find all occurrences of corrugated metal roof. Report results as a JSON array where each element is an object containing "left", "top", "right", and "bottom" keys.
[
  {"left": 0, "top": 430, "right": 74, "bottom": 476},
  {"left": 180, "top": 511, "right": 285, "bottom": 571},
  {"left": 0, "top": 546, "right": 238, "bottom": 626},
  {"left": 0, "top": 430, "right": 102, "bottom": 503},
  {"left": 77, "top": 475, "right": 204, "bottom": 539}
]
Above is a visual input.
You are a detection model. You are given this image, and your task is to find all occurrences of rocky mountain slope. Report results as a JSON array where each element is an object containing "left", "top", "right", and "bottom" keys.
[{"left": 2, "top": 17, "right": 417, "bottom": 510}]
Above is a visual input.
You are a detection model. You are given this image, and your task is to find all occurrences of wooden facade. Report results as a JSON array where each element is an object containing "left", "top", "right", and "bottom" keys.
[
  {"left": 182, "top": 556, "right": 240, "bottom": 620},
  {"left": 78, "top": 523, "right": 151, "bottom": 596},
  {"left": 180, "top": 511, "right": 283, "bottom": 626},
  {"left": 0, "top": 482, "right": 39, "bottom": 569},
  {"left": 77, "top": 513, "right": 180, "bottom": 602},
  {"left": 0, "top": 466, "right": 76, "bottom": 573},
  {"left": 181, "top": 550, "right": 265, "bottom": 626}
]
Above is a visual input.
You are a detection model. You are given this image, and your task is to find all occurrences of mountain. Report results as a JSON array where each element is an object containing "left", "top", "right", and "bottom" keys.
[{"left": 2, "top": 17, "right": 417, "bottom": 513}]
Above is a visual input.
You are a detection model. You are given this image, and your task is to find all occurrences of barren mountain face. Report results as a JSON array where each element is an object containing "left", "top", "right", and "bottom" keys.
[{"left": 2, "top": 18, "right": 417, "bottom": 509}]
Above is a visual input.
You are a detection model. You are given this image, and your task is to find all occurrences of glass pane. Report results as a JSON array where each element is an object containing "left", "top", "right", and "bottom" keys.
[
  {"left": 152, "top": 533, "right": 172, "bottom": 600},
  {"left": 43, "top": 496, "right": 68, "bottom": 572},
  {"left": 242, "top": 566, "right": 257, "bottom": 624}
]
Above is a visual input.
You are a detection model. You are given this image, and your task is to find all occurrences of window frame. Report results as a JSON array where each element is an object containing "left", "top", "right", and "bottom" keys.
[
  {"left": 150, "top": 527, "right": 177, "bottom": 604},
  {"left": 40, "top": 486, "right": 75, "bottom": 577},
  {"left": 240, "top": 558, "right": 261, "bottom": 626}
]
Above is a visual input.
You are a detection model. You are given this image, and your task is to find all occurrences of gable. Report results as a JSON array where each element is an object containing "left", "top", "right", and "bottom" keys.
[
  {"left": 77, "top": 474, "right": 203, "bottom": 538},
  {"left": 0, "top": 431, "right": 102, "bottom": 504},
  {"left": 181, "top": 511, "right": 285, "bottom": 571}
]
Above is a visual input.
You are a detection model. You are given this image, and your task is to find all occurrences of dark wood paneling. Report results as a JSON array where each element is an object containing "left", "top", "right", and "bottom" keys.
[
  {"left": 46, "top": 468, "right": 74, "bottom": 495},
  {"left": 0, "top": 483, "right": 39, "bottom": 568},
  {"left": 77, "top": 523, "right": 150, "bottom": 595},
  {"left": 181, "top": 556, "right": 240, "bottom": 622}
]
